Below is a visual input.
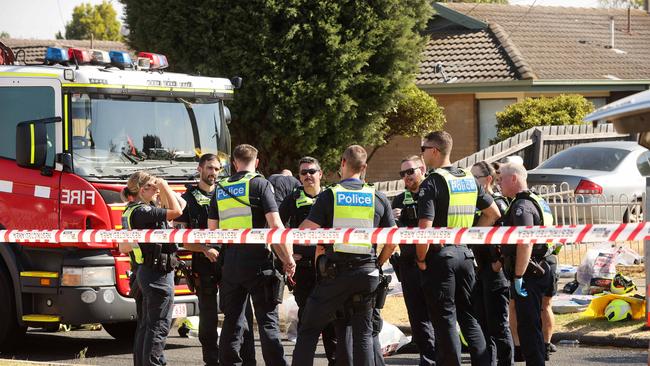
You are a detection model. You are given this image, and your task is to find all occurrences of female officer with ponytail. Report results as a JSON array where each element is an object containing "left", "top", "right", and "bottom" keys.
[
  {"left": 120, "top": 171, "right": 183, "bottom": 366},
  {"left": 470, "top": 161, "right": 513, "bottom": 366}
]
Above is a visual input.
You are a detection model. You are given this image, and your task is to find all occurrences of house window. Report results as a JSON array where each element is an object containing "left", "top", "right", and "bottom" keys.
[
  {"left": 478, "top": 99, "right": 516, "bottom": 149},
  {"left": 586, "top": 97, "right": 608, "bottom": 109}
]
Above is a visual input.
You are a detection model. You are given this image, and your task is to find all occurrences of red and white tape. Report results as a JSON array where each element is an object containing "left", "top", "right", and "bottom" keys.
[{"left": 1, "top": 223, "right": 648, "bottom": 245}]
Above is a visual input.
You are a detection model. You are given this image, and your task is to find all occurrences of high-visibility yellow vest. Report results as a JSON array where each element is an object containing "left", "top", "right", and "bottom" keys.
[
  {"left": 295, "top": 188, "right": 315, "bottom": 208},
  {"left": 435, "top": 168, "right": 478, "bottom": 228},
  {"left": 216, "top": 173, "right": 260, "bottom": 229},
  {"left": 331, "top": 184, "right": 375, "bottom": 254},
  {"left": 190, "top": 188, "right": 211, "bottom": 207},
  {"left": 121, "top": 202, "right": 144, "bottom": 264}
]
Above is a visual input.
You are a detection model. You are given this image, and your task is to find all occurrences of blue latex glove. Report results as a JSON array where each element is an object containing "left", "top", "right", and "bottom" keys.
[{"left": 514, "top": 277, "right": 528, "bottom": 297}]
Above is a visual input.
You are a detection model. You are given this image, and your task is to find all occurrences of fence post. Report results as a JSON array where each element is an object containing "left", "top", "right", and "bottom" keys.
[{"left": 532, "top": 128, "right": 544, "bottom": 168}]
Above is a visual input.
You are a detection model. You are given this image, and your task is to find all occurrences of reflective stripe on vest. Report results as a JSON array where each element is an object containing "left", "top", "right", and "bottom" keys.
[
  {"left": 435, "top": 168, "right": 478, "bottom": 228},
  {"left": 295, "top": 188, "right": 315, "bottom": 208},
  {"left": 331, "top": 184, "right": 375, "bottom": 254},
  {"left": 403, "top": 191, "right": 415, "bottom": 205},
  {"left": 191, "top": 188, "right": 211, "bottom": 206},
  {"left": 121, "top": 202, "right": 144, "bottom": 264},
  {"left": 216, "top": 173, "right": 260, "bottom": 229}
]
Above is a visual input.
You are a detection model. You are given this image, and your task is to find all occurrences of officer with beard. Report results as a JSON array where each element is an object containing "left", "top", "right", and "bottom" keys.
[{"left": 175, "top": 153, "right": 256, "bottom": 366}]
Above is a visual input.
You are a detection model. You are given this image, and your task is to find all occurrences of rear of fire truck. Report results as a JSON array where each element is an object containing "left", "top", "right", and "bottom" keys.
[{"left": 0, "top": 42, "right": 235, "bottom": 349}]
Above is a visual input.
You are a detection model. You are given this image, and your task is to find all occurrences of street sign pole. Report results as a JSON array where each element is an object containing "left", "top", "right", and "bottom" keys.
[{"left": 646, "top": 177, "right": 650, "bottom": 328}]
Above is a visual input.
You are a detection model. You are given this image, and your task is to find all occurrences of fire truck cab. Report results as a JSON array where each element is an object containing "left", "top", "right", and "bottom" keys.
[{"left": 0, "top": 45, "right": 234, "bottom": 349}]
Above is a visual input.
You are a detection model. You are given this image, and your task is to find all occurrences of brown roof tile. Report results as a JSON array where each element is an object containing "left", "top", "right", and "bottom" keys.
[
  {"left": 441, "top": 3, "right": 650, "bottom": 81},
  {"left": 0, "top": 38, "right": 130, "bottom": 64},
  {"left": 417, "top": 28, "right": 520, "bottom": 85}
]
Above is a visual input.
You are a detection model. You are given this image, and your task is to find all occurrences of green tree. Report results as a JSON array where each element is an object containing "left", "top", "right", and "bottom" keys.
[
  {"left": 65, "top": 1, "right": 122, "bottom": 41},
  {"left": 121, "top": 0, "right": 432, "bottom": 173},
  {"left": 367, "top": 84, "right": 446, "bottom": 163},
  {"left": 493, "top": 95, "right": 594, "bottom": 143},
  {"left": 55, "top": 31, "right": 64, "bottom": 40},
  {"left": 0, "top": 31, "right": 10, "bottom": 38}
]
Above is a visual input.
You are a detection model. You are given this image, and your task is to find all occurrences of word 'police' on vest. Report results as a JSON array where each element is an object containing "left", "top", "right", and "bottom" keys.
[
  {"left": 217, "top": 183, "right": 246, "bottom": 200},
  {"left": 449, "top": 178, "right": 477, "bottom": 194},
  {"left": 336, "top": 191, "right": 373, "bottom": 207}
]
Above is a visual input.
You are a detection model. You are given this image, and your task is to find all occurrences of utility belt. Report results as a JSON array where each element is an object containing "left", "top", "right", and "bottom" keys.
[
  {"left": 502, "top": 253, "right": 551, "bottom": 280},
  {"left": 256, "top": 252, "right": 285, "bottom": 306},
  {"left": 296, "top": 257, "right": 314, "bottom": 268},
  {"left": 141, "top": 244, "right": 179, "bottom": 273},
  {"left": 317, "top": 255, "right": 390, "bottom": 310}
]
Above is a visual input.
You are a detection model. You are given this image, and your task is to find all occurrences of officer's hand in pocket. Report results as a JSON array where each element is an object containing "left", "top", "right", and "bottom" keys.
[
  {"left": 514, "top": 277, "right": 528, "bottom": 297},
  {"left": 417, "top": 261, "right": 426, "bottom": 271},
  {"left": 204, "top": 247, "right": 219, "bottom": 263},
  {"left": 491, "top": 261, "right": 502, "bottom": 273},
  {"left": 392, "top": 208, "right": 402, "bottom": 220}
]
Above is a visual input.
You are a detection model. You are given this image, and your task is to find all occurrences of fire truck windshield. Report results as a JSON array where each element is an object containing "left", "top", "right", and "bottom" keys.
[{"left": 70, "top": 93, "right": 230, "bottom": 181}]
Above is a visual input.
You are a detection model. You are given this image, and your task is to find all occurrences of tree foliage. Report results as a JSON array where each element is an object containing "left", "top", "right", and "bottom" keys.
[
  {"left": 0, "top": 31, "right": 9, "bottom": 38},
  {"left": 368, "top": 84, "right": 446, "bottom": 162},
  {"left": 65, "top": 1, "right": 122, "bottom": 41},
  {"left": 121, "top": 0, "right": 432, "bottom": 173},
  {"left": 493, "top": 95, "right": 594, "bottom": 143}
]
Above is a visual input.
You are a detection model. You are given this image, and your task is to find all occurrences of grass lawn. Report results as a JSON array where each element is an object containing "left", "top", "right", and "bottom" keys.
[{"left": 382, "top": 294, "right": 650, "bottom": 341}]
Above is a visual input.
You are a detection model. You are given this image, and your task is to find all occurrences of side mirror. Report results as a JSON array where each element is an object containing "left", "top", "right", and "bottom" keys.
[
  {"left": 230, "top": 76, "right": 243, "bottom": 89},
  {"left": 15, "top": 117, "right": 61, "bottom": 169},
  {"left": 223, "top": 106, "right": 232, "bottom": 125}
]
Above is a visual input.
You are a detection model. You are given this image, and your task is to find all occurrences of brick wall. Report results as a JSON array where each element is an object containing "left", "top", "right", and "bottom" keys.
[{"left": 366, "top": 93, "right": 478, "bottom": 183}]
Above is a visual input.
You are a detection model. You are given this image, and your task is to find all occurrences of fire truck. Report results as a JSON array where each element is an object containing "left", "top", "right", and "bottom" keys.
[{"left": 0, "top": 43, "right": 235, "bottom": 350}]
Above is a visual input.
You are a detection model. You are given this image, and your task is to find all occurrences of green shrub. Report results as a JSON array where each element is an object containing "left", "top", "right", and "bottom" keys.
[{"left": 492, "top": 94, "right": 594, "bottom": 143}]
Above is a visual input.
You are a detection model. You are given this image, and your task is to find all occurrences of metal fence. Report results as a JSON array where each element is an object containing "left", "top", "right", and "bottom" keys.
[{"left": 536, "top": 182, "right": 644, "bottom": 266}]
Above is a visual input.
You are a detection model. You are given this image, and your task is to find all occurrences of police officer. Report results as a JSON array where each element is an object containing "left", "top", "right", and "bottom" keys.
[
  {"left": 120, "top": 172, "right": 183, "bottom": 366},
  {"left": 470, "top": 161, "right": 513, "bottom": 366},
  {"left": 208, "top": 144, "right": 296, "bottom": 366},
  {"left": 269, "top": 169, "right": 301, "bottom": 206},
  {"left": 415, "top": 131, "right": 500, "bottom": 366},
  {"left": 291, "top": 145, "right": 396, "bottom": 366},
  {"left": 390, "top": 155, "right": 436, "bottom": 366},
  {"left": 175, "top": 153, "right": 256, "bottom": 366},
  {"left": 498, "top": 162, "right": 554, "bottom": 366},
  {"left": 278, "top": 156, "right": 341, "bottom": 365}
]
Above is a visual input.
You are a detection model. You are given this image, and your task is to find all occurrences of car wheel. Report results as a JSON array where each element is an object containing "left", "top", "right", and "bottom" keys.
[
  {"left": 102, "top": 321, "right": 137, "bottom": 341},
  {"left": 0, "top": 269, "right": 26, "bottom": 351}
]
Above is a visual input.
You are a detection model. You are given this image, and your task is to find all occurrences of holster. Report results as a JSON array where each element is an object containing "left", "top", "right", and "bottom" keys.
[
  {"left": 142, "top": 244, "right": 179, "bottom": 273},
  {"left": 525, "top": 257, "right": 548, "bottom": 278},
  {"left": 389, "top": 253, "right": 401, "bottom": 282},
  {"left": 316, "top": 255, "right": 337, "bottom": 282},
  {"left": 259, "top": 268, "right": 285, "bottom": 305},
  {"left": 374, "top": 274, "right": 392, "bottom": 309},
  {"left": 128, "top": 270, "right": 142, "bottom": 300}
]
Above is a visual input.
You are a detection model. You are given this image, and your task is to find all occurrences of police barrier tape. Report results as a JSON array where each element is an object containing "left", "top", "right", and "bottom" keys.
[{"left": 0, "top": 222, "right": 648, "bottom": 245}]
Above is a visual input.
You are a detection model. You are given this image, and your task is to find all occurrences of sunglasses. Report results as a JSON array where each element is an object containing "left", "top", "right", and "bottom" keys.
[
  {"left": 399, "top": 167, "right": 420, "bottom": 178},
  {"left": 420, "top": 145, "right": 437, "bottom": 153},
  {"left": 300, "top": 168, "right": 320, "bottom": 176}
]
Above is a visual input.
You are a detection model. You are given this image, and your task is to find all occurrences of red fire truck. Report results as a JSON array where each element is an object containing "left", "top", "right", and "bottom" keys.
[{"left": 0, "top": 43, "right": 235, "bottom": 350}]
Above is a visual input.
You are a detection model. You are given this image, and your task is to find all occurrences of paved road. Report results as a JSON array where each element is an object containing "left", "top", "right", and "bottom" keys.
[{"left": 0, "top": 327, "right": 647, "bottom": 365}]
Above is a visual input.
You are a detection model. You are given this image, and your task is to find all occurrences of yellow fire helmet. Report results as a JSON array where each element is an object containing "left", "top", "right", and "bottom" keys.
[
  {"left": 605, "top": 299, "right": 632, "bottom": 322},
  {"left": 610, "top": 273, "right": 636, "bottom": 295}
]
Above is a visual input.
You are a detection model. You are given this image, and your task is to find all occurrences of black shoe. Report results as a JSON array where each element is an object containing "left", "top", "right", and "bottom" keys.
[
  {"left": 548, "top": 342, "right": 557, "bottom": 352},
  {"left": 514, "top": 345, "right": 525, "bottom": 362}
]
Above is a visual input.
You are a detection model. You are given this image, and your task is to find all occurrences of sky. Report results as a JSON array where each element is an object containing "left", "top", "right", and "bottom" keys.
[{"left": 2, "top": 0, "right": 605, "bottom": 40}]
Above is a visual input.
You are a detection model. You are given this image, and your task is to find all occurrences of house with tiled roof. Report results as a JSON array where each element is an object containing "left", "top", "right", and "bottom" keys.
[
  {"left": 0, "top": 38, "right": 130, "bottom": 64},
  {"left": 366, "top": 3, "right": 650, "bottom": 182}
]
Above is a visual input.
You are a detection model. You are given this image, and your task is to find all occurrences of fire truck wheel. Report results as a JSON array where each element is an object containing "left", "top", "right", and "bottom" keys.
[
  {"left": 0, "top": 269, "right": 26, "bottom": 351},
  {"left": 102, "top": 321, "right": 137, "bottom": 341}
]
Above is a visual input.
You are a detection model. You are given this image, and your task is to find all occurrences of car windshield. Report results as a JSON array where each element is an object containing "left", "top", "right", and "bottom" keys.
[
  {"left": 538, "top": 147, "right": 630, "bottom": 171},
  {"left": 70, "top": 93, "right": 230, "bottom": 180}
]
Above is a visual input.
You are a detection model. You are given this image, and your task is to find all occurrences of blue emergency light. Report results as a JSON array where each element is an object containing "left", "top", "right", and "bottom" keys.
[
  {"left": 45, "top": 47, "right": 69, "bottom": 63},
  {"left": 109, "top": 50, "right": 133, "bottom": 69}
]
